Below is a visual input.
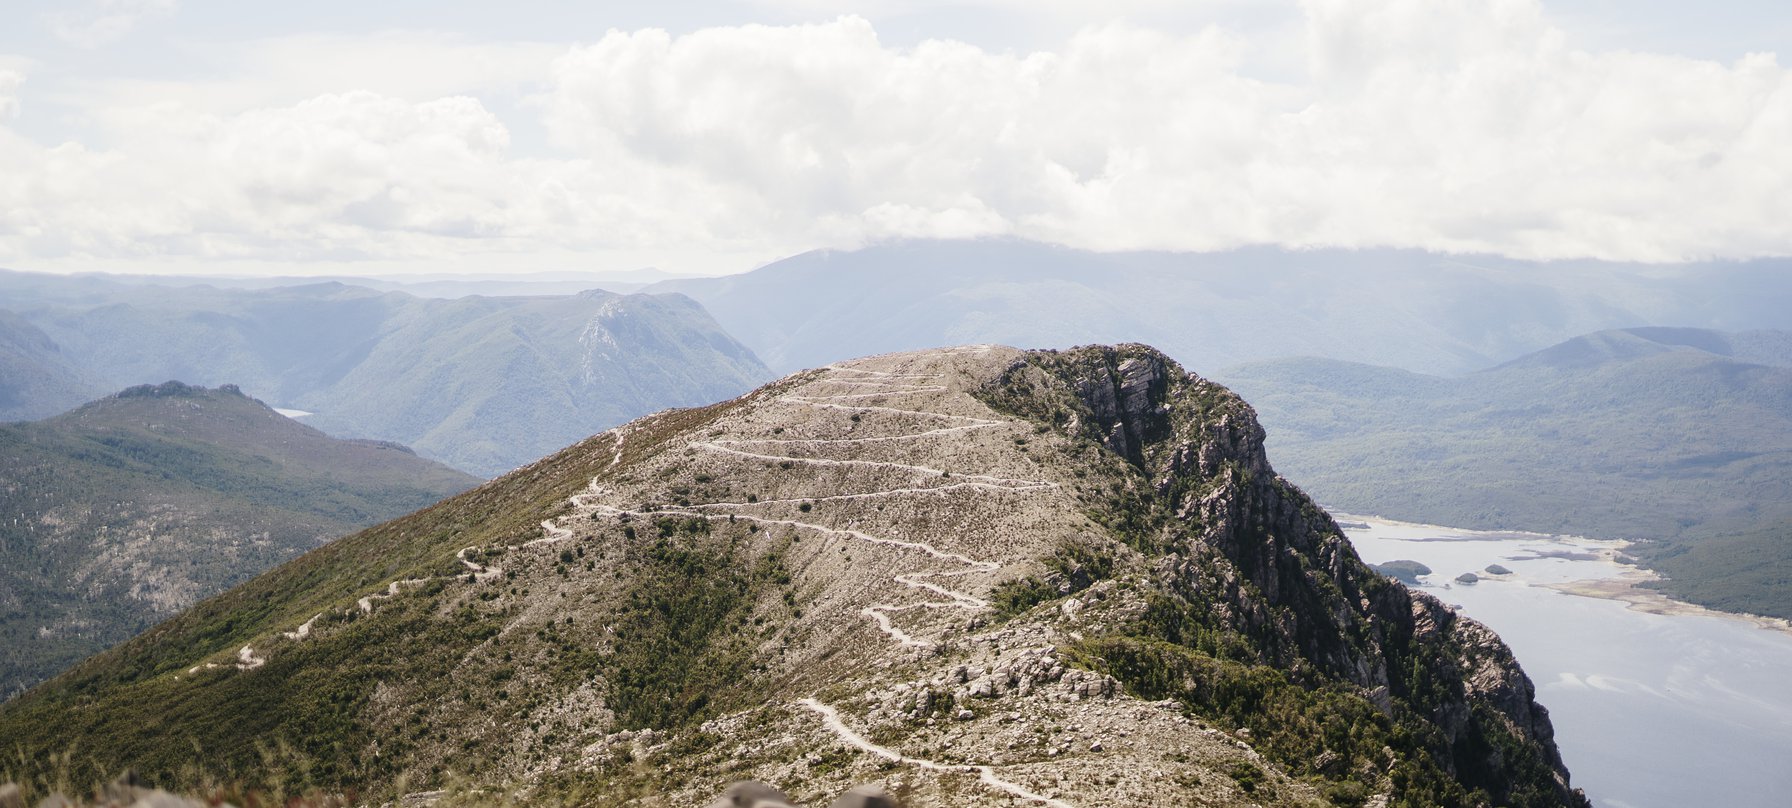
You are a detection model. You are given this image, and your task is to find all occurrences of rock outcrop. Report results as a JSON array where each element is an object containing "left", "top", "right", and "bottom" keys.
[{"left": 989, "top": 346, "right": 1578, "bottom": 804}]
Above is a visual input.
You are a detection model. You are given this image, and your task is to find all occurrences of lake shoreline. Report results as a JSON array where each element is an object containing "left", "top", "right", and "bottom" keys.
[
  {"left": 1333, "top": 511, "right": 1792, "bottom": 637},
  {"left": 1337, "top": 512, "right": 1792, "bottom": 808}
]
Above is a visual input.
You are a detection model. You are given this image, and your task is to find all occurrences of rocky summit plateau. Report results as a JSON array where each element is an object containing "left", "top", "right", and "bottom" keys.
[{"left": 0, "top": 345, "right": 1586, "bottom": 808}]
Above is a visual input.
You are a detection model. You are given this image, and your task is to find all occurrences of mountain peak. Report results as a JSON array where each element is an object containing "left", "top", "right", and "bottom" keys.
[
  {"left": 113, "top": 380, "right": 253, "bottom": 401},
  {"left": 0, "top": 344, "right": 1582, "bottom": 807}
]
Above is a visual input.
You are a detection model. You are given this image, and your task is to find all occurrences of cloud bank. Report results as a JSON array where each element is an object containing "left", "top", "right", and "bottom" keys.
[{"left": 1, "top": 0, "right": 1789, "bottom": 271}]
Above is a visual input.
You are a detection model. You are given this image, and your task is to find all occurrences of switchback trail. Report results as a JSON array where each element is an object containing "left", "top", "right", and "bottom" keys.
[{"left": 216, "top": 349, "right": 1074, "bottom": 805}]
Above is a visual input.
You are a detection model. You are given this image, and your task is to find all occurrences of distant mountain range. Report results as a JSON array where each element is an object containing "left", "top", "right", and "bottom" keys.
[
  {"left": 0, "top": 311, "right": 99, "bottom": 421},
  {"left": 0, "top": 382, "right": 476, "bottom": 698},
  {"left": 25, "top": 267, "right": 698, "bottom": 298},
  {"left": 1218, "top": 327, "right": 1792, "bottom": 617},
  {"left": 651, "top": 239, "right": 1792, "bottom": 376},
  {"left": 7, "top": 244, "right": 1789, "bottom": 621},
  {"left": 0, "top": 271, "right": 773, "bottom": 476}
]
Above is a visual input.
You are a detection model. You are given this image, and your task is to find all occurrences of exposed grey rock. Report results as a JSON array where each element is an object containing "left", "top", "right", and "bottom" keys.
[{"left": 992, "top": 345, "right": 1582, "bottom": 806}]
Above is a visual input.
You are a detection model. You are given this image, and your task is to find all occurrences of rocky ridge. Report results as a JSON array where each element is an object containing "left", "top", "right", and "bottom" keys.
[{"left": 0, "top": 345, "right": 1583, "bottom": 807}]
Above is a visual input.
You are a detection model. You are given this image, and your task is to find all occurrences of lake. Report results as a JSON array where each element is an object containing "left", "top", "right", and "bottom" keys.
[{"left": 1341, "top": 517, "right": 1792, "bottom": 808}]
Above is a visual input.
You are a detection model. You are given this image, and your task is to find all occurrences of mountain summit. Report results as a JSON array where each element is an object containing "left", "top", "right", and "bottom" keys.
[{"left": 0, "top": 345, "right": 1583, "bottom": 807}]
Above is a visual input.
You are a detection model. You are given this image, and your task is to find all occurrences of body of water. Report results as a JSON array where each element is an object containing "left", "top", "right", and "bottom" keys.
[{"left": 1341, "top": 518, "right": 1792, "bottom": 808}]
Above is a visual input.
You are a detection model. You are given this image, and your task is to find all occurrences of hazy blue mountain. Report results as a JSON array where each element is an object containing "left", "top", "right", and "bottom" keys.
[
  {"left": 1497, "top": 326, "right": 1792, "bottom": 371},
  {"left": 298, "top": 290, "right": 771, "bottom": 476},
  {"left": 0, "top": 382, "right": 477, "bottom": 698},
  {"left": 0, "top": 272, "right": 773, "bottom": 476},
  {"left": 1217, "top": 327, "right": 1792, "bottom": 616},
  {"left": 0, "top": 267, "right": 692, "bottom": 298},
  {"left": 651, "top": 239, "right": 1792, "bottom": 375},
  {"left": 0, "top": 310, "right": 99, "bottom": 421}
]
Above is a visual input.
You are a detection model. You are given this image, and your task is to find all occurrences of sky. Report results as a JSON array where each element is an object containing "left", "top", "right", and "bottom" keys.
[{"left": 0, "top": 0, "right": 1788, "bottom": 277}]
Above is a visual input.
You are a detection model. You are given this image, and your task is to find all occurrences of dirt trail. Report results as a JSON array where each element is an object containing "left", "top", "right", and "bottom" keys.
[
  {"left": 216, "top": 349, "right": 1074, "bottom": 804},
  {"left": 797, "top": 698, "right": 1075, "bottom": 808},
  {"left": 749, "top": 351, "right": 1075, "bottom": 805}
]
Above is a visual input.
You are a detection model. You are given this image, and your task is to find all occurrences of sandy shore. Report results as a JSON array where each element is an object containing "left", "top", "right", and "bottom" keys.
[
  {"left": 1335, "top": 512, "right": 1792, "bottom": 637},
  {"left": 1543, "top": 562, "right": 1792, "bottom": 635},
  {"left": 1329, "top": 511, "right": 1619, "bottom": 546}
]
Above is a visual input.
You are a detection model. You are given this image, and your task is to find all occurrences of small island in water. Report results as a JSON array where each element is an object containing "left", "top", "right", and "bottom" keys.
[{"left": 1370, "top": 559, "right": 1432, "bottom": 584}]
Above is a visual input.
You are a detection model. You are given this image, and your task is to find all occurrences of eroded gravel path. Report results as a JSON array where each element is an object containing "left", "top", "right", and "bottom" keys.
[{"left": 215, "top": 349, "right": 1075, "bottom": 804}]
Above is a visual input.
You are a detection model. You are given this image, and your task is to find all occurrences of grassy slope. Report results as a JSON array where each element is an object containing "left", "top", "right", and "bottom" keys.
[{"left": 0, "top": 392, "right": 746, "bottom": 792}]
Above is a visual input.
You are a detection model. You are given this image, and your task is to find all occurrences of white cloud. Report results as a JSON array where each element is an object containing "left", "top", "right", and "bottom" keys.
[
  {"left": 42, "top": 0, "right": 178, "bottom": 49},
  {"left": 537, "top": 7, "right": 1792, "bottom": 261},
  {"left": 2, "top": 1, "right": 1790, "bottom": 273},
  {"left": 540, "top": 18, "right": 1287, "bottom": 248},
  {"left": 0, "top": 91, "right": 513, "bottom": 260}
]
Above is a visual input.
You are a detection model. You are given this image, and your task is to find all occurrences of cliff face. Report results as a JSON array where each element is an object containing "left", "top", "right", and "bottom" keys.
[
  {"left": 981, "top": 346, "right": 1579, "bottom": 805},
  {"left": 0, "top": 345, "right": 1582, "bottom": 808}
]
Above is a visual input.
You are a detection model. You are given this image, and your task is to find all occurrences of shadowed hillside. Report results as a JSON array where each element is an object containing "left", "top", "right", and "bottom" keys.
[
  {"left": 0, "top": 382, "right": 477, "bottom": 697},
  {"left": 0, "top": 310, "right": 97, "bottom": 422}
]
